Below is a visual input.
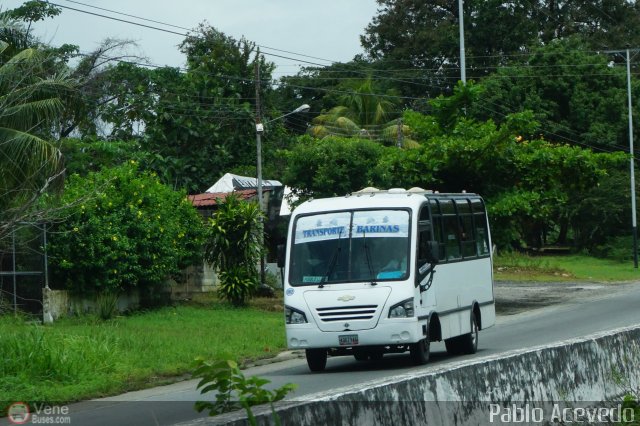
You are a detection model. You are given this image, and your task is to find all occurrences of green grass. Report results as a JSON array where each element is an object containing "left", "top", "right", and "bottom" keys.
[
  {"left": 0, "top": 300, "right": 286, "bottom": 409},
  {"left": 494, "top": 253, "right": 640, "bottom": 282}
]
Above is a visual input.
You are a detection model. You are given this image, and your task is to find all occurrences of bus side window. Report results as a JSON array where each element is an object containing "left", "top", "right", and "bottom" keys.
[
  {"left": 441, "top": 200, "right": 461, "bottom": 260},
  {"left": 457, "top": 199, "right": 476, "bottom": 258},
  {"left": 471, "top": 199, "right": 490, "bottom": 256},
  {"left": 475, "top": 214, "right": 490, "bottom": 255},
  {"left": 429, "top": 200, "right": 447, "bottom": 262}
]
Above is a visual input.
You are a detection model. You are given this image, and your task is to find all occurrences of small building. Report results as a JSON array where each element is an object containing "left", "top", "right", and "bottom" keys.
[
  {"left": 188, "top": 173, "right": 287, "bottom": 221},
  {"left": 186, "top": 173, "right": 293, "bottom": 291}
]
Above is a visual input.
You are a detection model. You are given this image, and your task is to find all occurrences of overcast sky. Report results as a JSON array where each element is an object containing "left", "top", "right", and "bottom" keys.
[{"left": 3, "top": 0, "right": 380, "bottom": 76}]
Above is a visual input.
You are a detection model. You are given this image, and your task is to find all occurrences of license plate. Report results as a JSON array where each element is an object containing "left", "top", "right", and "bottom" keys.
[{"left": 338, "top": 334, "right": 359, "bottom": 346}]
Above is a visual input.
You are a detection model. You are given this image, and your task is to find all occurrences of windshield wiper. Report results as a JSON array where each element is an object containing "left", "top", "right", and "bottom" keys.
[
  {"left": 362, "top": 231, "right": 377, "bottom": 285},
  {"left": 320, "top": 229, "right": 343, "bottom": 288}
]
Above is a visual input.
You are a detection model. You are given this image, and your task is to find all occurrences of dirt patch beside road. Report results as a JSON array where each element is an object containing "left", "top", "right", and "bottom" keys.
[{"left": 494, "top": 280, "right": 640, "bottom": 315}]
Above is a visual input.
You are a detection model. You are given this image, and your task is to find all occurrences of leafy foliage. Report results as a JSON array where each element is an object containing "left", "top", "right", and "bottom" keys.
[
  {"left": 361, "top": 0, "right": 640, "bottom": 98},
  {"left": 281, "top": 105, "right": 627, "bottom": 251},
  {"left": 194, "top": 358, "right": 297, "bottom": 424},
  {"left": 306, "top": 77, "right": 410, "bottom": 145},
  {"left": 49, "top": 162, "right": 205, "bottom": 297},
  {"left": 468, "top": 38, "right": 636, "bottom": 150},
  {"left": 91, "top": 23, "right": 275, "bottom": 193},
  {"left": 203, "top": 194, "right": 263, "bottom": 306},
  {"left": 0, "top": 28, "right": 75, "bottom": 240},
  {"left": 281, "top": 136, "right": 385, "bottom": 200},
  {"left": 59, "top": 137, "right": 140, "bottom": 176}
]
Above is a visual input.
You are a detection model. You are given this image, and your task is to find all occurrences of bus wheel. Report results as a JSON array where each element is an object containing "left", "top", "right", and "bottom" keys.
[
  {"left": 354, "top": 350, "right": 368, "bottom": 361},
  {"left": 306, "top": 348, "right": 327, "bottom": 372},
  {"left": 460, "top": 312, "right": 479, "bottom": 354},
  {"left": 410, "top": 338, "right": 430, "bottom": 365},
  {"left": 444, "top": 337, "right": 462, "bottom": 355}
]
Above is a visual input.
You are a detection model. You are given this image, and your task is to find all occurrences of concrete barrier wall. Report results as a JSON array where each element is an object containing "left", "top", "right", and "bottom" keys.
[{"left": 181, "top": 324, "right": 640, "bottom": 426}]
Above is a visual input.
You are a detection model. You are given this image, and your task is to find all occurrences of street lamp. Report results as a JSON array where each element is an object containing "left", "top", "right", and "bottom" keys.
[{"left": 255, "top": 103, "right": 310, "bottom": 285}]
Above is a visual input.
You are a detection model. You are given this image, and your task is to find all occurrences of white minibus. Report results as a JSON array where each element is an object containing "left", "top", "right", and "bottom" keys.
[{"left": 282, "top": 187, "right": 495, "bottom": 372}]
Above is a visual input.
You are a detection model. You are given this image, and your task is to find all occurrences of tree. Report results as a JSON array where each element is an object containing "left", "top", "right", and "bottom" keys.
[
  {"left": 306, "top": 77, "right": 416, "bottom": 146},
  {"left": 468, "top": 38, "right": 636, "bottom": 150},
  {"left": 0, "top": 34, "right": 75, "bottom": 240},
  {"left": 203, "top": 194, "right": 263, "bottom": 307},
  {"left": 2, "top": 1, "right": 61, "bottom": 54},
  {"left": 360, "top": 0, "right": 640, "bottom": 98},
  {"left": 282, "top": 100, "right": 627, "bottom": 251},
  {"left": 281, "top": 136, "right": 385, "bottom": 200},
  {"left": 49, "top": 162, "right": 204, "bottom": 301},
  {"left": 57, "top": 38, "right": 144, "bottom": 139},
  {"left": 94, "top": 23, "right": 276, "bottom": 193}
]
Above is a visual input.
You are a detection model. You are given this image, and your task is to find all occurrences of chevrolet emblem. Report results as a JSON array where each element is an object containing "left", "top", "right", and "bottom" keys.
[{"left": 337, "top": 295, "right": 355, "bottom": 302}]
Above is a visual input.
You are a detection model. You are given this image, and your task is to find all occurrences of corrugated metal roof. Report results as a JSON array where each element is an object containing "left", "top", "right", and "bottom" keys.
[
  {"left": 205, "top": 173, "right": 282, "bottom": 193},
  {"left": 187, "top": 189, "right": 259, "bottom": 207}
]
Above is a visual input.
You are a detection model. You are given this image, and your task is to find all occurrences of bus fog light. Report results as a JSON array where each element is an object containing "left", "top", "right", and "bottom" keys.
[
  {"left": 389, "top": 298, "right": 415, "bottom": 318},
  {"left": 401, "top": 331, "right": 411, "bottom": 340}
]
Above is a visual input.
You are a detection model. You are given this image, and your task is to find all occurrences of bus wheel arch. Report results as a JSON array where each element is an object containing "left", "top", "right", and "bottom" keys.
[{"left": 428, "top": 312, "right": 442, "bottom": 342}]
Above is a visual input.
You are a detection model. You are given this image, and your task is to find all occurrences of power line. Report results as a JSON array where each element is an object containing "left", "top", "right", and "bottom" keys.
[
  {"left": 59, "top": 0, "right": 191, "bottom": 31},
  {"left": 48, "top": 0, "right": 336, "bottom": 66}
]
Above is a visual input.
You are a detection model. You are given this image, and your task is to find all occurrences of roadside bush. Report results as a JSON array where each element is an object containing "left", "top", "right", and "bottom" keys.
[
  {"left": 49, "top": 162, "right": 205, "bottom": 299},
  {"left": 203, "top": 194, "right": 263, "bottom": 307},
  {"left": 592, "top": 236, "right": 637, "bottom": 262}
]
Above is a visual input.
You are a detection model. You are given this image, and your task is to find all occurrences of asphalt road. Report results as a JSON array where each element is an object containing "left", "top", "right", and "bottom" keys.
[{"left": 7, "top": 281, "right": 640, "bottom": 426}]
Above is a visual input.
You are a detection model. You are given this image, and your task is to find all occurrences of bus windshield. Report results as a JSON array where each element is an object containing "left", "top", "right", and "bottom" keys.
[{"left": 289, "top": 209, "right": 410, "bottom": 285}]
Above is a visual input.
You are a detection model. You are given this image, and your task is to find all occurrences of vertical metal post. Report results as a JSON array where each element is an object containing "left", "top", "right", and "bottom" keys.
[
  {"left": 12, "top": 229, "right": 17, "bottom": 314},
  {"left": 43, "top": 223, "right": 49, "bottom": 288},
  {"left": 627, "top": 49, "right": 638, "bottom": 268},
  {"left": 458, "top": 0, "right": 466, "bottom": 85}
]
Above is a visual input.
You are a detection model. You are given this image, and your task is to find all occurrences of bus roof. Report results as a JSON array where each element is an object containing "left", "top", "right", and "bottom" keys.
[{"left": 291, "top": 188, "right": 482, "bottom": 216}]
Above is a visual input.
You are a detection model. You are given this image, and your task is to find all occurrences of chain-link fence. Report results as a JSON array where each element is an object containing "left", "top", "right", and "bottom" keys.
[{"left": 0, "top": 223, "right": 48, "bottom": 316}]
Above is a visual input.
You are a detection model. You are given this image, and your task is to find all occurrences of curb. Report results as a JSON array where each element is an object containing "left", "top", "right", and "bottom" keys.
[{"left": 243, "top": 350, "right": 305, "bottom": 368}]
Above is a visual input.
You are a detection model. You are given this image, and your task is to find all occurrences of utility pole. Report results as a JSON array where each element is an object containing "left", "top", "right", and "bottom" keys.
[
  {"left": 627, "top": 48, "right": 638, "bottom": 269},
  {"left": 458, "top": 0, "right": 466, "bottom": 85},
  {"left": 254, "top": 50, "right": 266, "bottom": 285},
  {"left": 605, "top": 48, "right": 639, "bottom": 268},
  {"left": 396, "top": 117, "right": 404, "bottom": 148}
]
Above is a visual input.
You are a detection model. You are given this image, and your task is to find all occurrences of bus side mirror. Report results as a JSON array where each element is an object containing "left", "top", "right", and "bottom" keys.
[
  {"left": 426, "top": 241, "right": 439, "bottom": 264},
  {"left": 277, "top": 244, "right": 286, "bottom": 268}
]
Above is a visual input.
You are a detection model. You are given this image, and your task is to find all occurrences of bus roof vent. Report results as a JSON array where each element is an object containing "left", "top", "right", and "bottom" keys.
[
  {"left": 388, "top": 188, "right": 407, "bottom": 194},
  {"left": 356, "top": 187, "right": 380, "bottom": 197},
  {"left": 408, "top": 187, "right": 433, "bottom": 194}
]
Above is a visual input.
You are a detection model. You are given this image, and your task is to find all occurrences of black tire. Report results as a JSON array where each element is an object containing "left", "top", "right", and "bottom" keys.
[
  {"left": 410, "top": 338, "right": 430, "bottom": 365},
  {"left": 305, "top": 348, "right": 327, "bottom": 372},
  {"left": 445, "top": 337, "right": 462, "bottom": 355},
  {"left": 459, "top": 312, "right": 479, "bottom": 355}
]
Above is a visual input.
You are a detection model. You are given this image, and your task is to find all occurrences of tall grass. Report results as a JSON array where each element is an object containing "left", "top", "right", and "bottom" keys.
[
  {"left": 0, "top": 303, "right": 286, "bottom": 409},
  {"left": 494, "top": 253, "right": 640, "bottom": 282}
]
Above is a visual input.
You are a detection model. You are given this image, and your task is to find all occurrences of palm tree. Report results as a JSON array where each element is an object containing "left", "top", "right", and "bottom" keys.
[
  {"left": 307, "top": 77, "right": 419, "bottom": 147},
  {"left": 0, "top": 34, "right": 75, "bottom": 239}
]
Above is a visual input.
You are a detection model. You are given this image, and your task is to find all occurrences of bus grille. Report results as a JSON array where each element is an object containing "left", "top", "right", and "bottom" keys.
[{"left": 315, "top": 305, "right": 378, "bottom": 322}]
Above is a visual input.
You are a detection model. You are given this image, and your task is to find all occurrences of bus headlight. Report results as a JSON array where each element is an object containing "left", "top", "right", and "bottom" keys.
[
  {"left": 285, "top": 305, "right": 308, "bottom": 324},
  {"left": 389, "top": 298, "right": 415, "bottom": 318}
]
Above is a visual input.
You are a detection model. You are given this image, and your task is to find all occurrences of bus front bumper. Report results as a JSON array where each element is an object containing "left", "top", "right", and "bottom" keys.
[{"left": 285, "top": 319, "right": 425, "bottom": 350}]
